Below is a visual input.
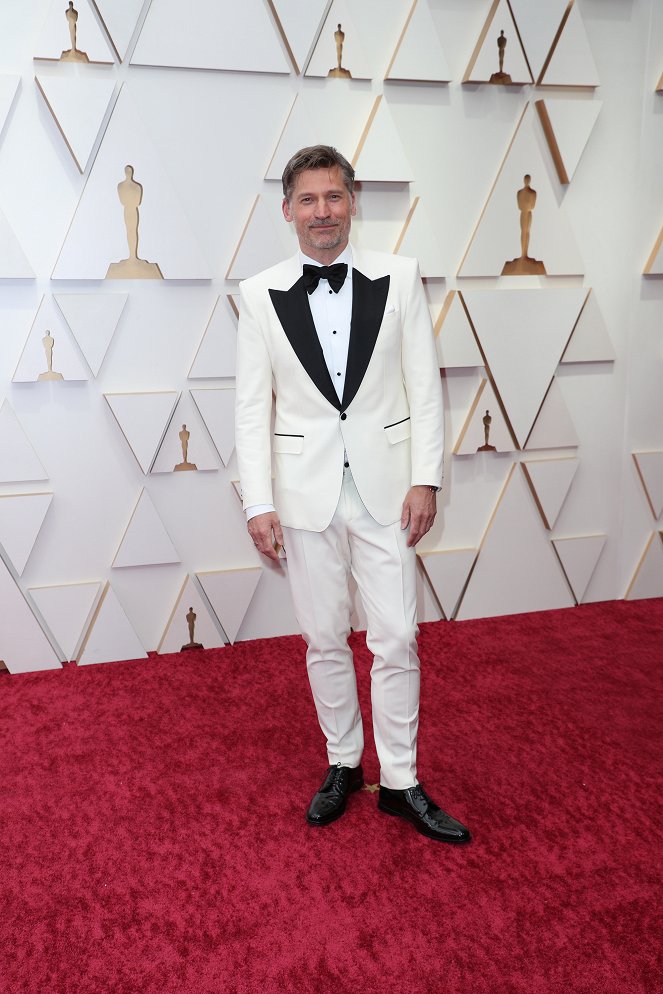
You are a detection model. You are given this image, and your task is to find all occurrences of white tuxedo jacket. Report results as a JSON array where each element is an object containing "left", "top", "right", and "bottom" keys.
[{"left": 235, "top": 247, "right": 444, "bottom": 532}]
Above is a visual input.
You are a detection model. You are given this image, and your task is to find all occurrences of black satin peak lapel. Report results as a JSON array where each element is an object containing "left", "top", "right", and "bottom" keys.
[
  {"left": 269, "top": 277, "right": 341, "bottom": 411},
  {"left": 342, "top": 269, "right": 390, "bottom": 410}
]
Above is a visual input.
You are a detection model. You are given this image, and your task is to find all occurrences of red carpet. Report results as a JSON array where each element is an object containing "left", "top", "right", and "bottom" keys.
[{"left": 1, "top": 600, "right": 661, "bottom": 994}]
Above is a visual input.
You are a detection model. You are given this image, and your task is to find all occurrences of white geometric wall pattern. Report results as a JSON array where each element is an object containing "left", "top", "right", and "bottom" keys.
[
  {"left": 77, "top": 581, "right": 148, "bottom": 665},
  {"left": 0, "top": 206, "right": 34, "bottom": 278},
  {"left": 508, "top": 0, "right": 568, "bottom": 83},
  {"left": 552, "top": 535, "right": 606, "bottom": 604},
  {"left": 226, "top": 195, "right": 289, "bottom": 281},
  {"left": 625, "top": 533, "right": 663, "bottom": 601},
  {"left": 305, "top": 0, "right": 371, "bottom": 80},
  {"left": 461, "top": 288, "right": 586, "bottom": 447},
  {"left": 525, "top": 378, "right": 580, "bottom": 450},
  {"left": 0, "top": 401, "right": 49, "bottom": 483},
  {"left": 190, "top": 388, "right": 236, "bottom": 466},
  {"left": 434, "top": 292, "right": 483, "bottom": 369},
  {"left": 151, "top": 393, "right": 219, "bottom": 474},
  {"left": 157, "top": 575, "right": 226, "bottom": 653},
  {"left": 54, "top": 292, "right": 128, "bottom": 376},
  {"left": 419, "top": 549, "right": 478, "bottom": 620},
  {"left": 394, "top": 197, "right": 446, "bottom": 278},
  {"left": 456, "top": 465, "right": 575, "bottom": 620},
  {"left": 521, "top": 457, "right": 579, "bottom": 530},
  {"left": 52, "top": 89, "right": 211, "bottom": 280},
  {"left": 454, "top": 378, "right": 516, "bottom": 455},
  {"left": 188, "top": 296, "right": 238, "bottom": 380},
  {"left": 643, "top": 224, "right": 663, "bottom": 275},
  {"left": 13, "top": 295, "right": 90, "bottom": 382},
  {"left": 0, "top": 76, "right": 20, "bottom": 139},
  {"left": 197, "top": 568, "right": 263, "bottom": 644},
  {"left": 35, "top": 75, "right": 117, "bottom": 174},
  {"left": 131, "top": 0, "right": 290, "bottom": 73},
  {"left": 267, "top": 0, "right": 331, "bottom": 75},
  {"left": 0, "top": 558, "right": 61, "bottom": 674},
  {"left": 458, "top": 103, "right": 584, "bottom": 277},
  {"left": 538, "top": 1, "right": 600, "bottom": 88},
  {"left": 632, "top": 452, "right": 663, "bottom": 520},
  {"left": 561, "top": 290, "right": 616, "bottom": 364},
  {"left": 0, "top": 493, "right": 53, "bottom": 575},
  {"left": 265, "top": 89, "right": 376, "bottom": 181},
  {"left": 104, "top": 390, "right": 180, "bottom": 474},
  {"left": 112, "top": 488, "right": 180, "bottom": 568},
  {"left": 463, "top": 0, "right": 532, "bottom": 86},
  {"left": 352, "top": 96, "right": 413, "bottom": 183},
  {"left": 535, "top": 98, "right": 602, "bottom": 185},
  {"left": 91, "top": 0, "right": 148, "bottom": 63},
  {"left": 385, "top": 0, "right": 451, "bottom": 83},
  {"left": 34, "top": 0, "right": 115, "bottom": 63},
  {"left": 28, "top": 581, "right": 102, "bottom": 662}
]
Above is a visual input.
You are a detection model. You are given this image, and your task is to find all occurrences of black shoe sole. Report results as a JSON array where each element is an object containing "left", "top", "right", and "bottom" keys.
[
  {"left": 377, "top": 801, "right": 471, "bottom": 844},
  {"left": 306, "top": 779, "right": 365, "bottom": 827}
]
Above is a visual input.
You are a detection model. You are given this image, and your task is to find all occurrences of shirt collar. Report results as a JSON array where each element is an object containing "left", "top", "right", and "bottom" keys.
[{"left": 299, "top": 244, "right": 353, "bottom": 280}]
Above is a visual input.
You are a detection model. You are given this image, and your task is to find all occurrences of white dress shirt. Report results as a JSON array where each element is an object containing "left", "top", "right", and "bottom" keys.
[{"left": 245, "top": 247, "right": 354, "bottom": 521}]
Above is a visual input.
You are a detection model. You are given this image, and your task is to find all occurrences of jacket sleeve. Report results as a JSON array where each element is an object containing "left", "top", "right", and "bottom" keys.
[
  {"left": 400, "top": 259, "right": 444, "bottom": 488},
  {"left": 234, "top": 281, "right": 276, "bottom": 510}
]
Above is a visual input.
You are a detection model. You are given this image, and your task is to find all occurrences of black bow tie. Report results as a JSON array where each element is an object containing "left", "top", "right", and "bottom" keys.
[{"left": 302, "top": 262, "right": 348, "bottom": 295}]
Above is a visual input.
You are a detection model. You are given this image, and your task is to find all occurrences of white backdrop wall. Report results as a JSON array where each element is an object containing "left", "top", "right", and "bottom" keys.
[{"left": 1, "top": 0, "right": 662, "bottom": 672}]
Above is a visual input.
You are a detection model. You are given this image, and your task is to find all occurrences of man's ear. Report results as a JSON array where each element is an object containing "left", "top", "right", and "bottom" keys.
[{"left": 282, "top": 198, "right": 293, "bottom": 222}]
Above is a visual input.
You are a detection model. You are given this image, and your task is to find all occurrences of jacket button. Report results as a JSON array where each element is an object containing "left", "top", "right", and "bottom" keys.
[{"left": 340, "top": 413, "right": 347, "bottom": 420}]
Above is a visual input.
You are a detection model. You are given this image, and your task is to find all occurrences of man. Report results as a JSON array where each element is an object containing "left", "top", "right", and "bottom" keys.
[{"left": 235, "top": 145, "right": 470, "bottom": 844}]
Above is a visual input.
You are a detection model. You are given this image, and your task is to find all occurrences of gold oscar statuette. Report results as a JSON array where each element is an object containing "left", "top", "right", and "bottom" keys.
[
  {"left": 501, "top": 175, "right": 547, "bottom": 276},
  {"left": 328, "top": 23, "right": 352, "bottom": 78},
  {"left": 477, "top": 409, "right": 497, "bottom": 452},
  {"left": 60, "top": 2, "right": 89, "bottom": 63},
  {"left": 174, "top": 424, "right": 198, "bottom": 472},
  {"left": 489, "top": 29, "right": 511, "bottom": 84},
  {"left": 181, "top": 606, "right": 203, "bottom": 651},
  {"left": 38, "top": 330, "right": 64, "bottom": 381},
  {"left": 106, "top": 165, "right": 164, "bottom": 280}
]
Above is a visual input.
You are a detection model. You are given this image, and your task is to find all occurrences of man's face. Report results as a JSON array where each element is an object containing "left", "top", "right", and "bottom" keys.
[{"left": 282, "top": 166, "right": 356, "bottom": 260}]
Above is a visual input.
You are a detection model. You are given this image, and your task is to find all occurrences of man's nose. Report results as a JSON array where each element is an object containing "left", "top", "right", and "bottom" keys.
[{"left": 313, "top": 199, "right": 330, "bottom": 217}]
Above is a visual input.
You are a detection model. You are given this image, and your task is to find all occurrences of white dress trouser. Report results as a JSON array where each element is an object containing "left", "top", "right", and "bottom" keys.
[{"left": 282, "top": 466, "right": 420, "bottom": 790}]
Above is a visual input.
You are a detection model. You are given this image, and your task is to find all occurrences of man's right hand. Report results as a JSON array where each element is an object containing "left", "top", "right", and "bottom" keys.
[{"left": 248, "top": 511, "right": 284, "bottom": 563}]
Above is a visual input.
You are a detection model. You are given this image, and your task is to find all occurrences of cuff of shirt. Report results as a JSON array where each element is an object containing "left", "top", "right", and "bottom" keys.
[{"left": 245, "top": 503, "right": 276, "bottom": 521}]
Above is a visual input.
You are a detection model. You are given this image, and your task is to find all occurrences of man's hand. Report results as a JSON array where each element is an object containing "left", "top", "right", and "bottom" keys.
[
  {"left": 248, "top": 511, "right": 284, "bottom": 562},
  {"left": 400, "top": 486, "right": 438, "bottom": 547}
]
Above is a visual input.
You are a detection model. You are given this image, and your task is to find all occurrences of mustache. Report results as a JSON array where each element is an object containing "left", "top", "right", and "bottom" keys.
[{"left": 308, "top": 221, "right": 339, "bottom": 228}]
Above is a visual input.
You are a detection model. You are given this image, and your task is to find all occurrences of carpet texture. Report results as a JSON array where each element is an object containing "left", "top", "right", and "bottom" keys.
[{"left": 1, "top": 600, "right": 661, "bottom": 994}]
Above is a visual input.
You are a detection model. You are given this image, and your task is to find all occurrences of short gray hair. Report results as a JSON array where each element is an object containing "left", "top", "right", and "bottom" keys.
[{"left": 282, "top": 145, "right": 355, "bottom": 202}]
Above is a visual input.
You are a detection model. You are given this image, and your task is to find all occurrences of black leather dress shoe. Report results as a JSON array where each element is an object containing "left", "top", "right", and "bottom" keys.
[
  {"left": 306, "top": 763, "right": 364, "bottom": 826},
  {"left": 378, "top": 784, "right": 471, "bottom": 843}
]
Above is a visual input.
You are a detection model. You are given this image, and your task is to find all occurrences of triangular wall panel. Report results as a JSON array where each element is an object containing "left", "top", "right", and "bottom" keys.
[
  {"left": 91, "top": 0, "right": 147, "bottom": 62},
  {"left": 267, "top": 0, "right": 331, "bottom": 75},
  {"left": 52, "top": 89, "right": 210, "bottom": 280},
  {"left": 508, "top": 0, "right": 568, "bottom": 82},
  {"left": 0, "top": 207, "right": 34, "bottom": 278},
  {"left": 54, "top": 292, "right": 128, "bottom": 375},
  {"left": 461, "top": 288, "right": 586, "bottom": 447},
  {"left": 112, "top": 489, "right": 180, "bottom": 567},
  {"left": 535, "top": 97, "right": 602, "bottom": 184},
  {"left": 0, "top": 401, "right": 49, "bottom": 483},
  {"left": 552, "top": 535, "right": 606, "bottom": 604},
  {"left": 539, "top": 1, "right": 600, "bottom": 87},
  {"left": 0, "top": 76, "right": 20, "bottom": 140},
  {"left": 197, "top": 569, "right": 263, "bottom": 644},
  {"left": 394, "top": 197, "right": 446, "bottom": 277},
  {"left": 625, "top": 533, "right": 663, "bottom": 601},
  {"left": 434, "top": 292, "right": 483, "bottom": 369},
  {"left": 352, "top": 96, "right": 413, "bottom": 182},
  {"left": 35, "top": 75, "right": 117, "bottom": 173},
  {"left": 78, "top": 582, "right": 148, "bottom": 665},
  {"left": 456, "top": 465, "right": 575, "bottom": 619},
  {"left": 226, "top": 195, "right": 289, "bottom": 280},
  {"left": 188, "top": 296, "right": 238, "bottom": 380},
  {"left": 0, "top": 493, "right": 53, "bottom": 575},
  {"left": 151, "top": 394, "right": 219, "bottom": 474},
  {"left": 158, "top": 575, "right": 226, "bottom": 653},
  {"left": 29, "top": 581, "right": 102, "bottom": 661},
  {"left": 13, "top": 295, "right": 90, "bottom": 382},
  {"left": 458, "top": 104, "right": 584, "bottom": 277},
  {"left": 0, "top": 558, "right": 61, "bottom": 673},
  {"left": 454, "top": 378, "right": 516, "bottom": 455},
  {"left": 561, "top": 290, "right": 615, "bottom": 363},
  {"left": 463, "top": 0, "right": 532, "bottom": 85},
  {"left": 131, "top": 0, "right": 290, "bottom": 73},
  {"left": 525, "top": 378, "right": 580, "bottom": 450},
  {"left": 104, "top": 391, "right": 179, "bottom": 474},
  {"left": 521, "top": 458, "right": 578, "bottom": 530},
  {"left": 34, "top": 0, "right": 115, "bottom": 63},
  {"left": 419, "top": 549, "right": 477, "bottom": 620},
  {"left": 305, "top": 1, "right": 371, "bottom": 79},
  {"left": 190, "top": 388, "right": 236, "bottom": 466},
  {"left": 633, "top": 452, "right": 663, "bottom": 520},
  {"left": 385, "top": 0, "right": 451, "bottom": 83}
]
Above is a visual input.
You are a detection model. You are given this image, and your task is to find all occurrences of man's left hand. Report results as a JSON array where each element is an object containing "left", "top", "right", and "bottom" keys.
[{"left": 400, "top": 486, "right": 438, "bottom": 547}]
